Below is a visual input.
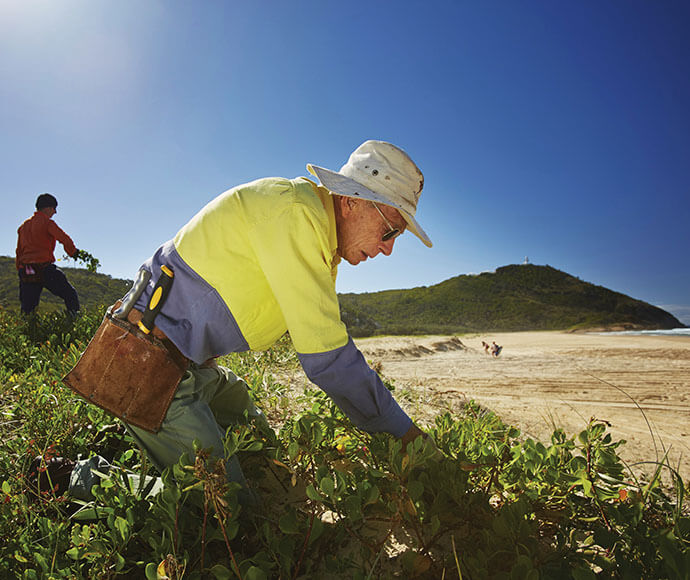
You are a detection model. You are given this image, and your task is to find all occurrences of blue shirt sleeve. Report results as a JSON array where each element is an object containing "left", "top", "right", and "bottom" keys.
[{"left": 297, "top": 337, "right": 413, "bottom": 437}]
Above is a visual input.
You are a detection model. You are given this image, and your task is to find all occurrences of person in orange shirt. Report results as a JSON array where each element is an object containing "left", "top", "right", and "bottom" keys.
[{"left": 16, "top": 193, "right": 80, "bottom": 315}]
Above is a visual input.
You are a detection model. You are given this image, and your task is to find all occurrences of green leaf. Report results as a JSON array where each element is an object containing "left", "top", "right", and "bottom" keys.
[
  {"left": 308, "top": 518, "right": 325, "bottom": 545},
  {"left": 244, "top": 566, "right": 268, "bottom": 580},
  {"left": 144, "top": 562, "right": 158, "bottom": 580},
  {"left": 71, "top": 504, "right": 112, "bottom": 521},
  {"left": 243, "top": 440, "right": 264, "bottom": 452},
  {"left": 344, "top": 495, "right": 362, "bottom": 518},
  {"left": 34, "top": 552, "right": 48, "bottom": 572},
  {"left": 1, "top": 480, "right": 10, "bottom": 494},
  {"left": 590, "top": 423, "right": 606, "bottom": 440},
  {"left": 225, "top": 519, "right": 240, "bottom": 541},
  {"left": 279, "top": 511, "right": 299, "bottom": 534},
  {"left": 319, "top": 475, "right": 335, "bottom": 496},
  {"left": 306, "top": 484, "right": 322, "bottom": 501},
  {"left": 364, "top": 485, "right": 380, "bottom": 505},
  {"left": 492, "top": 516, "right": 510, "bottom": 538},
  {"left": 278, "top": 536, "right": 296, "bottom": 560},
  {"left": 114, "top": 551, "right": 126, "bottom": 570},
  {"left": 312, "top": 423, "right": 324, "bottom": 446},
  {"left": 114, "top": 515, "right": 130, "bottom": 541},
  {"left": 223, "top": 432, "right": 239, "bottom": 456},
  {"left": 511, "top": 554, "right": 533, "bottom": 578},
  {"left": 581, "top": 478, "right": 593, "bottom": 497},
  {"left": 571, "top": 566, "right": 597, "bottom": 580},
  {"left": 407, "top": 480, "right": 424, "bottom": 501},
  {"left": 209, "top": 564, "right": 232, "bottom": 579},
  {"left": 676, "top": 517, "right": 690, "bottom": 539}
]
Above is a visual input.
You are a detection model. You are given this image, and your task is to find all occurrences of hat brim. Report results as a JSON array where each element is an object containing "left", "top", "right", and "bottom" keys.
[{"left": 307, "top": 164, "right": 432, "bottom": 248}]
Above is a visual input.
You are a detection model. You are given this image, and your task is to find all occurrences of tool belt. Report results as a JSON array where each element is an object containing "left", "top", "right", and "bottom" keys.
[{"left": 63, "top": 301, "right": 189, "bottom": 433}]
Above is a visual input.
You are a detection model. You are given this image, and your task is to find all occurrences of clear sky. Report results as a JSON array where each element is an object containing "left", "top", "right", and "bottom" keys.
[{"left": 2, "top": 1, "right": 689, "bottom": 324}]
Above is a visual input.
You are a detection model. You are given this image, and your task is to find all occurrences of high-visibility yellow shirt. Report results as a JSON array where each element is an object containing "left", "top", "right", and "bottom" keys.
[{"left": 134, "top": 176, "right": 412, "bottom": 436}]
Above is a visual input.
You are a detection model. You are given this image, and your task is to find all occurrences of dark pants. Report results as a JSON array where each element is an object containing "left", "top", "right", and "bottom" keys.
[{"left": 18, "top": 264, "right": 80, "bottom": 314}]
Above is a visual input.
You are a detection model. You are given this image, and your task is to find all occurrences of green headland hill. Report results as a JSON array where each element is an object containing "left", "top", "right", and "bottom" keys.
[
  {"left": 339, "top": 264, "right": 683, "bottom": 336},
  {"left": 1, "top": 256, "right": 682, "bottom": 334}
]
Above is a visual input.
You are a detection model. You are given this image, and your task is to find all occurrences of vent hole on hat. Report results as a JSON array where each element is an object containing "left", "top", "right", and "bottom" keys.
[{"left": 372, "top": 169, "right": 379, "bottom": 176}]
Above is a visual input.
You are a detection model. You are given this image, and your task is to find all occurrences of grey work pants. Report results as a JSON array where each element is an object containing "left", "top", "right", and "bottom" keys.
[{"left": 69, "top": 364, "right": 266, "bottom": 503}]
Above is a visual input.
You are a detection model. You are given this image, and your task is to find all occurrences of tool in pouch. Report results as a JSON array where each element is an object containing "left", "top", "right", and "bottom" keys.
[
  {"left": 137, "top": 265, "right": 174, "bottom": 334},
  {"left": 113, "top": 267, "right": 151, "bottom": 320},
  {"left": 63, "top": 265, "right": 188, "bottom": 433}
]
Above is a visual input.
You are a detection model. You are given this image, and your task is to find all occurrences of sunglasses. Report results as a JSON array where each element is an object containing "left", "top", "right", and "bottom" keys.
[{"left": 372, "top": 202, "right": 403, "bottom": 242}]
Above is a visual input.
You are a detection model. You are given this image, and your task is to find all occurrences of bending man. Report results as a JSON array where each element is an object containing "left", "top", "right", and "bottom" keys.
[{"left": 63, "top": 140, "right": 433, "bottom": 500}]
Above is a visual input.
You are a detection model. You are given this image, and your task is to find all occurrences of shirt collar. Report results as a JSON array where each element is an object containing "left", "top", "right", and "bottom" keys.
[{"left": 299, "top": 177, "right": 341, "bottom": 268}]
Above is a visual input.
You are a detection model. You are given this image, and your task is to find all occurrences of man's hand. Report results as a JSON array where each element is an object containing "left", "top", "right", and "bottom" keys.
[
  {"left": 401, "top": 424, "right": 426, "bottom": 449},
  {"left": 400, "top": 423, "right": 444, "bottom": 461},
  {"left": 71, "top": 249, "right": 100, "bottom": 272}
]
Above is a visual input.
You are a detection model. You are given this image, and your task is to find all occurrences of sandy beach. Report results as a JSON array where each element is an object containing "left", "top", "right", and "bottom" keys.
[{"left": 354, "top": 331, "right": 690, "bottom": 484}]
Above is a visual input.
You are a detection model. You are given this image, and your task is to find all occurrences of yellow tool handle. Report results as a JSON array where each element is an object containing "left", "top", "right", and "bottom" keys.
[{"left": 138, "top": 265, "right": 174, "bottom": 334}]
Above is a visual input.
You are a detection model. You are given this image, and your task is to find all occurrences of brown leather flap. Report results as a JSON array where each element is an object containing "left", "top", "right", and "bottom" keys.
[{"left": 63, "top": 306, "right": 188, "bottom": 433}]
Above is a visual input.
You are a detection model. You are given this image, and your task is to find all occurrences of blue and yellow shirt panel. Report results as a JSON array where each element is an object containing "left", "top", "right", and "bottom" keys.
[
  {"left": 173, "top": 176, "right": 344, "bottom": 354},
  {"left": 134, "top": 177, "right": 412, "bottom": 437}
]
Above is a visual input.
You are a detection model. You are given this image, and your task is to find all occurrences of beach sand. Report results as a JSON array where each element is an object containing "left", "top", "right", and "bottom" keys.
[{"left": 355, "top": 331, "right": 690, "bottom": 484}]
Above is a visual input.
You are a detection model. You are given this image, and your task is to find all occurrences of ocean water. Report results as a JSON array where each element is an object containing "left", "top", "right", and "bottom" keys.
[{"left": 591, "top": 328, "right": 690, "bottom": 337}]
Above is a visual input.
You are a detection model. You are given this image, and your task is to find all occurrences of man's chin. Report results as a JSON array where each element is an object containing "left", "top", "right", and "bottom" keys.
[{"left": 346, "top": 251, "right": 369, "bottom": 266}]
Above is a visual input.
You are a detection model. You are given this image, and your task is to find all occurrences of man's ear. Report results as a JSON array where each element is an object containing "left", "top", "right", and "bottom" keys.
[{"left": 338, "top": 195, "right": 356, "bottom": 217}]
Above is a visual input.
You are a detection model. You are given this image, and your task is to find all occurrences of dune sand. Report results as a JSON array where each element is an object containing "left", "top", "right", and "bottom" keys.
[{"left": 355, "top": 331, "right": 690, "bottom": 484}]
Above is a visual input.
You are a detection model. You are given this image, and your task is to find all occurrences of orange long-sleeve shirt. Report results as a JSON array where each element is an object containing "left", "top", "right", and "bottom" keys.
[{"left": 16, "top": 211, "right": 77, "bottom": 269}]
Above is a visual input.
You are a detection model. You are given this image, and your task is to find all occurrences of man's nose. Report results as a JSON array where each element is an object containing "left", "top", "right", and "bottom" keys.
[{"left": 378, "top": 238, "right": 396, "bottom": 257}]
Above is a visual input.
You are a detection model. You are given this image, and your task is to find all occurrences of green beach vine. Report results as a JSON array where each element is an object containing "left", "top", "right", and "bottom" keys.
[{"left": 0, "top": 306, "right": 687, "bottom": 579}]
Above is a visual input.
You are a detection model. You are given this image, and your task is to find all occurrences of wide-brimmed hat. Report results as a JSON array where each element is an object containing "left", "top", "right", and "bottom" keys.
[{"left": 307, "top": 140, "right": 432, "bottom": 247}]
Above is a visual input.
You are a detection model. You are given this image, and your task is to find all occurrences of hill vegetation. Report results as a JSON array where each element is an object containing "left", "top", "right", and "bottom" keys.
[
  {"left": 2, "top": 256, "right": 681, "bottom": 335},
  {"left": 340, "top": 264, "right": 682, "bottom": 336},
  {"left": 0, "top": 256, "right": 131, "bottom": 312}
]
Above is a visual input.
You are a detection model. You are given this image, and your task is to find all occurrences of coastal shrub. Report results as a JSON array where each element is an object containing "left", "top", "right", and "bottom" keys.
[{"left": 0, "top": 307, "right": 687, "bottom": 578}]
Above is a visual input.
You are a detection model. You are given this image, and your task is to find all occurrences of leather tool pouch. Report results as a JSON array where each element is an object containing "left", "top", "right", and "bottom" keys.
[{"left": 63, "top": 303, "right": 189, "bottom": 433}]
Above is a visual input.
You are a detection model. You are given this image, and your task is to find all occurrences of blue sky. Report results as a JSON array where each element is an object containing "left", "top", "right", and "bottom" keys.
[{"left": 1, "top": 0, "right": 689, "bottom": 324}]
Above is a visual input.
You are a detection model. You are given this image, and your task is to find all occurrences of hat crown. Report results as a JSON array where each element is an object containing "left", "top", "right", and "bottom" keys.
[{"left": 339, "top": 140, "right": 424, "bottom": 216}]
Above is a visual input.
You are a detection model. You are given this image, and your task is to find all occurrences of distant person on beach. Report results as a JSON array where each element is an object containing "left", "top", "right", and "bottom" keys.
[
  {"left": 15, "top": 193, "right": 80, "bottom": 316},
  {"left": 491, "top": 341, "right": 503, "bottom": 357},
  {"left": 45, "top": 140, "right": 437, "bottom": 505},
  {"left": 482, "top": 340, "right": 491, "bottom": 354}
]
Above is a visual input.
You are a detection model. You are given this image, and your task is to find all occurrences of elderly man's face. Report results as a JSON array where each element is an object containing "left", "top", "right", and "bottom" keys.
[{"left": 335, "top": 198, "right": 406, "bottom": 265}]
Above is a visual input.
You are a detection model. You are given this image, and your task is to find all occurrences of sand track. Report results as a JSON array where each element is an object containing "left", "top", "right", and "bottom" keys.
[{"left": 355, "top": 331, "right": 690, "bottom": 483}]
